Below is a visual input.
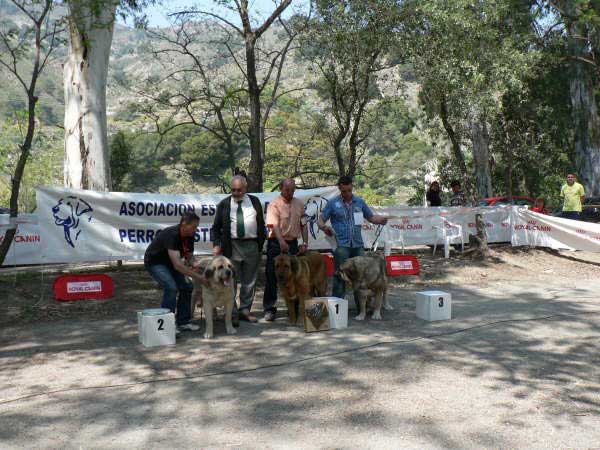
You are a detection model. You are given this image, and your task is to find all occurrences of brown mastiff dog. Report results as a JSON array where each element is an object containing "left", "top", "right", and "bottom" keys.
[
  {"left": 274, "top": 251, "right": 328, "bottom": 325},
  {"left": 338, "top": 254, "right": 393, "bottom": 321}
]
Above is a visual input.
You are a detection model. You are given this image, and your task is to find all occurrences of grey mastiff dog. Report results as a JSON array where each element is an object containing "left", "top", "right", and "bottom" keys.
[{"left": 338, "top": 254, "right": 393, "bottom": 321}]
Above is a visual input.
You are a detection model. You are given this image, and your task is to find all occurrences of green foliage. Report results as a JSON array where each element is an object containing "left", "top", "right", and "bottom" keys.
[
  {"left": 109, "top": 131, "right": 132, "bottom": 191},
  {"left": 0, "top": 119, "right": 63, "bottom": 211}
]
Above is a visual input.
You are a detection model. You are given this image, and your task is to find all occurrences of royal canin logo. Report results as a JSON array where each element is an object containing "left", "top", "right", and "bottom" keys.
[
  {"left": 528, "top": 220, "right": 536, "bottom": 225},
  {"left": 576, "top": 229, "right": 586, "bottom": 234},
  {"left": 390, "top": 222, "right": 423, "bottom": 230},
  {"left": 501, "top": 222, "right": 510, "bottom": 228}
]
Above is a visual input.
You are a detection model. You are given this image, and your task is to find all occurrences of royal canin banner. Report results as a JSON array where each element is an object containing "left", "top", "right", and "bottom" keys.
[
  {"left": 0, "top": 186, "right": 598, "bottom": 266},
  {"left": 510, "top": 208, "right": 600, "bottom": 251}
]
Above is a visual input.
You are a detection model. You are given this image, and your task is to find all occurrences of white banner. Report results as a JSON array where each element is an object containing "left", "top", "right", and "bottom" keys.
[
  {"left": 510, "top": 208, "right": 600, "bottom": 251},
  {"left": 1, "top": 187, "right": 599, "bottom": 266},
  {"left": 0, "top": 214, "right": 42, "bottom": 266},
  {"left": 32, "top": 185, "right": 339, "bottom": 264}
]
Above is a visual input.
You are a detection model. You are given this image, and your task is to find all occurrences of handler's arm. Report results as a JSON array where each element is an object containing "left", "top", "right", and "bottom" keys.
[
  {"left": 272, "top": 223, "right": 289, "bottom": 252},
  {"left": 168, "top": 249, "right": 206, "bottom": 283},
  {"left": 317, "top": 216, "right": 334, "bottom": 236},
  {"left": 367, "top": 214, "right": 388, "bottom": 225}
]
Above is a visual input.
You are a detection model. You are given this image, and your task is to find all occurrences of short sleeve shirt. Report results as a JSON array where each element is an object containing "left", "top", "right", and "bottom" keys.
[
  {"left": 144, "top": 224, "right": 194, "bottom": 268},
  {"left": 561, "top": 182, "right": 585, "bottom": 212},
  {"left": 320, "top": 194, "right": 373, "bottom": 247},
  {"left": 266, "top": 195, "right": 305, "bottom": 240}
]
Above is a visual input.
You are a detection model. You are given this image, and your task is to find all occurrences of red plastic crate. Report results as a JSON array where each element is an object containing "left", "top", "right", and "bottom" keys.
[
  {"left": 53, "top": 274, "right": 114, "bottom": 301},
  {"left": 386, "top": 255, "right": 420, "bottom": 276}
]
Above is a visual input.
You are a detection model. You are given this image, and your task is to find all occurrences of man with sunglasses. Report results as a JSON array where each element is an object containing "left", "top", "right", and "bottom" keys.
[
  {"left": 262, "top": 178, "right": 309, "bottom": 322},
  {"left": 211, "top": 175, "right": 266, "bottom": 323}
]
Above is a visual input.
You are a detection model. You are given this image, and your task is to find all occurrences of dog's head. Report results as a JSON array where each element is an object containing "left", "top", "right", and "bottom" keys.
[
  {"left": 204, "top": 255, "right": 235, "bottom": 286},
  {"left": 274, "top": 253, "right": 300, "bottom": 285},
  {"left": 337, "top": 258, "right": 361, "bottom": 288},
  {"left": 51, "top": 196, "right": 93, "bottom": 248}
]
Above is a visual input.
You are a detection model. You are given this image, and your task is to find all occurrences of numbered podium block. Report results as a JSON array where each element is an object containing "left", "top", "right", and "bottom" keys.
[
  {"left": 416, "top": 291, "right": 451, "bottom": 321},
  {"left": 320, "top": 297, "right": 348, "bottom": 329},
  {"left": 137, "top": 308, "right": 176, "bottom": 347}
]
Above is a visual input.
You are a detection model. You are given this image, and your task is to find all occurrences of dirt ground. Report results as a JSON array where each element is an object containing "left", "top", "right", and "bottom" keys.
[
  {"left": 2, "top": 245, "right": 600, "bottom": 448},
  {"left": 1, "top": 245, "right": 598, "bottom": 326}
]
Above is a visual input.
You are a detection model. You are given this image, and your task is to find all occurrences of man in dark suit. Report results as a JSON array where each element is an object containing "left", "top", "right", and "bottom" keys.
[{"left": 211, "top": 175, "right": 266, "bottom": 323}]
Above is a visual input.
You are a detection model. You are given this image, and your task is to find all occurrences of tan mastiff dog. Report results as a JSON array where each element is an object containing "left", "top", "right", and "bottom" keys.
[{"left": 338, "top": 254, "right": 393, "bottom": 321}]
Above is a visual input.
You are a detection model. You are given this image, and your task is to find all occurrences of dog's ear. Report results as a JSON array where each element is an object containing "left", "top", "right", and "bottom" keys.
[
  {"left": 290, "top": 256, "right": 300, "bottom": 274},
  {"left": 204, "top": 268, "right": 214, "bottom": 279},
  {"left": 75, "top": 198, "right": 93, "bottom": 216}
]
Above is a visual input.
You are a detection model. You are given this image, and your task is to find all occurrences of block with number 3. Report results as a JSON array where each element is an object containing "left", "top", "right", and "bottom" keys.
[{"left": 416, "top": 291, "right": 452, "bottom": 321}]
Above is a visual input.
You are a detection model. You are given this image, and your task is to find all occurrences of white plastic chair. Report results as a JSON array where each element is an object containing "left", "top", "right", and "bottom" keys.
[
  {"left": 373, "top": 224, "right": 405, "bottom": 254},
  {"left": 432, "top": 216, "right": 464, "bottom": 258}
]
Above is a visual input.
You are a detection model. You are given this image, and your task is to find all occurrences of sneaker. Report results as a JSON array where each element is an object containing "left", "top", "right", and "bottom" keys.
[
  {"left": 264, "top": 311, "right": 276, "bottom": 322},
  {"left": 178, "top": 323, "right": 200, "bottom": 332}
]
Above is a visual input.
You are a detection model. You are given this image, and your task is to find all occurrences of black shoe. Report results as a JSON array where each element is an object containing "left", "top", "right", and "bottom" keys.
[
  {"left": 232, "top": 315, "right": 240, "bottom": 328},
  {"left": 239, "top": 313, "right": 258, "bottom": 323},
  {"left": 264, "top": 311, "right": 276, "bottom": 322}
]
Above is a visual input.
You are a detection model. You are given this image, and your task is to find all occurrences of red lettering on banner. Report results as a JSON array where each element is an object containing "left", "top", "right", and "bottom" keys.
[
  {"left": 528, "top": 220, "right": 537, "bottom": 225},
  {"left": 14, "top": 234, "right": 40, "bottom": 243},
  {"left": 468, "top": 222, "right": 493, "bottom": 228},
  {"left": 514, "top": 224, "right": 552, "bottom": 232},
  {"left": 576, "top": 229, "right": 586, "bottom": 234},
  {"left": 501, "top": 222, "right": 509, "bottom": 228}
]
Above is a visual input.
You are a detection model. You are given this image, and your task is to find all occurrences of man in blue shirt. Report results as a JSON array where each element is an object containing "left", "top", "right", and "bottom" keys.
[{"left": 317, "top": 176, "right": 388, "bottom": 299}]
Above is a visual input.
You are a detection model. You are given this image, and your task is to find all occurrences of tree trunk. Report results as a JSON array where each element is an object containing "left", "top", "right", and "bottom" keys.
[
  {"left": 63, "top": 0, "right": 116, "bottom": 191},
  {"left": 471, "top": 119, "right": 493, "bottom": 200},
  {"left": 439, "top": 98, "right": 468, "bottom": 180},
  {"left": 245, "top": 36, "right": 263, "bottom": 192},
  {"left": 569, "top": 31, "right": 600, "bottom": 197}
]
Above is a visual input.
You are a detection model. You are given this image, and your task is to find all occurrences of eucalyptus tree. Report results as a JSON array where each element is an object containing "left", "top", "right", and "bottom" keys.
[
  {"left": 63, "top": 0, "right": 152, "bottom": 191},
  {"left": 403, "top": 0, "right": 536, "bottom": 200},
  {"left": 538, "top": 1, "right": 600, "bottom": 196},
  {"left": 0, "top": 0, "right": 65, "bottom": 265}
]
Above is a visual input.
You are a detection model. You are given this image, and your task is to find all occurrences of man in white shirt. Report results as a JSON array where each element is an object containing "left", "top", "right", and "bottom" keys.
[{"left": 211, "top": 175, "right": 266, "bottom": 323}]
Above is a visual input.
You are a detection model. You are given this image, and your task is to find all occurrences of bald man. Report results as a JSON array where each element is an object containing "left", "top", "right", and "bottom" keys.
[
  {"left": 262, "top": 178, "right": 309, "bottom": 322},
  {"left": 211, "top": 175, "right": 266, "bottom": 323}
]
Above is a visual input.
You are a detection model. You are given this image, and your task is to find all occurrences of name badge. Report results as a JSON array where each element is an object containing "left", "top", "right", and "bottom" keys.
[{"left": 353, "top": 212, "right": 364, "bottom": 225}]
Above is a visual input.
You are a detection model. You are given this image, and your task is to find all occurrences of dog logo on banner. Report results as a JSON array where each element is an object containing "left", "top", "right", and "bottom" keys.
[
  {"left": 51, "top": 196, "right": 94, "bottom": 248},
  {"left": 302, "top": 195, "right": 329, "bottom": 240}
]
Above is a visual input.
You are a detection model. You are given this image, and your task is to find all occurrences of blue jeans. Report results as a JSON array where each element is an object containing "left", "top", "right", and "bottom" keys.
[
  {"left": 332, "top": 246, "right": 365, "bottom": 299},
  {"left": 146, "top": 264, "right": 193, "bottom": 326},
  {"left": 560, "top": 211, "right": 581, "bottom": 220}
]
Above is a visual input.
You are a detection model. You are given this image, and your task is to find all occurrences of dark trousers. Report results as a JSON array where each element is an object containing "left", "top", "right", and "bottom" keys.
[
  {"left": 560, "top": 211, "right": 581, "bottom": 220},
  {"left": 146, "top": 264, "right": 193, "bottom": 326},
  {"left": 332, "top": 246, "right": 365, "bottom": 299},
  {"left": 263, "top": 238, "right": 299, "bottom": 313}
]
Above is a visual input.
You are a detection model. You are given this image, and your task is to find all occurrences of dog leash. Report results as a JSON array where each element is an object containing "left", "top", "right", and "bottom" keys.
[{"left": 370, "top": 224, "right": 384, "bottom": 252}]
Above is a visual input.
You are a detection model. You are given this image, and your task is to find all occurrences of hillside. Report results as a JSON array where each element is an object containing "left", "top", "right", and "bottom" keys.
[{"left": 0, "top": 6, "right": 434, "bottom": 206}]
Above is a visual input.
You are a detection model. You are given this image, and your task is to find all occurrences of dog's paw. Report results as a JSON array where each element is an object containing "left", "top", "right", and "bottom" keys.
[
  {"left": 383, "top": 303, "right": 394, "bottom": 311},
  {"left": 372, "top": 311, "right": 382, "bottom": 320},
  {"left": 226, "top": 327, "right": 237, "bottom": 335},
  {"left": 203, "top": 332, "right": 214, "bottom": 339},
  {"left": 354, "top": 314, "right": 366, "bottom": 321}
]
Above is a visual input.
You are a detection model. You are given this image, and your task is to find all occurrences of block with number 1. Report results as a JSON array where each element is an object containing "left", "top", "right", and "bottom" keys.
[{"left": 416, "top": 291, "right": 451, "bottom": 321}]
